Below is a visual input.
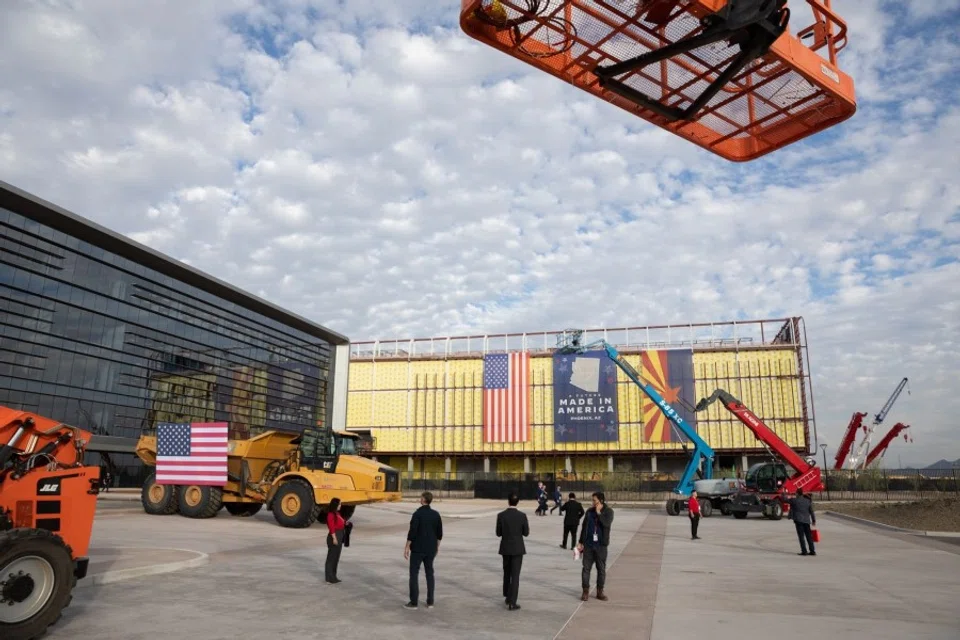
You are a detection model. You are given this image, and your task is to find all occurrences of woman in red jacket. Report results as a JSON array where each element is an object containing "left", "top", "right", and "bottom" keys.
[{"left": 325, "top": 498, "right": 347, "bottom": 584}]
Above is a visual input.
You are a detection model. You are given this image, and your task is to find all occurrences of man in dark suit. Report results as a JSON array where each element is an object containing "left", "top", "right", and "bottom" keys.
[
  {"left": 559, "top": 492, "right": 584, "bottom": 549},
  {"left": 787, "top": 488, "right": 817, "bottom": 556},
  {"left": 404, "top": 491, "right": 443, "bottom": 609},
  {"left": 496, "top": 491, "right": 529, "bottom": 611}
]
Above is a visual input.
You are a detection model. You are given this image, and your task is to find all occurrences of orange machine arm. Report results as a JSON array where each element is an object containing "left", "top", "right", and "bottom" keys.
[{"left": 0, "top": 406, "right": 101, "bottom": 560}]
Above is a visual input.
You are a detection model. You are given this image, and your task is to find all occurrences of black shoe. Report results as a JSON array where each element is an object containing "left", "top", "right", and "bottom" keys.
[
  {"left": 798, "top": 552, "right": 808, "bottom": 556},
  {"left": 505, "top": 597, "right": 510, "bottom": 604},
  {"left": 508, "top": 604, "right": 521, "bottom": 611},
  {"left": 404, "top": 602, "right": 418, "bottom": 610},
  {"left": 809, "top": 552, "right": 817, "bottom": 556},
  {"left": 560, "top": 544, "right": 566, "bottom": 549},
  {"left": 426, "top": 602, "right": 434, "bottom": 609}
]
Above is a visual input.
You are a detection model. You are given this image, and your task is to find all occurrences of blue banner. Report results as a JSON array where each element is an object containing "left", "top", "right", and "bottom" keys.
[{"left": 553, "top": 351, "right": 619, "bottom": 442}]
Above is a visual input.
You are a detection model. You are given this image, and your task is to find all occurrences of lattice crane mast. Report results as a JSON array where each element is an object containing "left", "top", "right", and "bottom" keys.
[{"left": 847, "top": 377, "right": 909, "bottom": 471}]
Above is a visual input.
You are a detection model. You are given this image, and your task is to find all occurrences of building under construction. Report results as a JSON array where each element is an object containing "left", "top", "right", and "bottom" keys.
[{"left": 346, "top": 317, "right": 818, "bottom": 477}]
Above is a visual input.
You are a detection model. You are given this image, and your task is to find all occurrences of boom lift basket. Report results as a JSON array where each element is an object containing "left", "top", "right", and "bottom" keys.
[{"left": 460, "top": 0, "right": 856, "bottom": 162}]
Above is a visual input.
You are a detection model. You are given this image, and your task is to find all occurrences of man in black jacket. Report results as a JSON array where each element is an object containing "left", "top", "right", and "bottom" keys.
[
  {"left": 787, "top": 488, "right": 817, "bottom": 556},
  {"left": 559, "top": 492, "right": 585, "bottom": 549},
  {"left": 404, "top": 491, "right": 443, "bottom": 609},
  {"left": 577, "top": 491, "right": 614, "bottom": 602},
  {"left": 496, "top": 491, "right": 529, "bottom": 611}
]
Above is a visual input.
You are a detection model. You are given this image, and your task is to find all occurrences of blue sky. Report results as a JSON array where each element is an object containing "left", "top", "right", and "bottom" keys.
[{"left": 0, "top": 0, "right": 958, "bottom": 465}]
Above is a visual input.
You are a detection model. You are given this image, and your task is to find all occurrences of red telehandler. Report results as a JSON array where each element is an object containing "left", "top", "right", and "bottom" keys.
[
  {"left": 1, "top": 405, "right": 101, "bottom": 640},
  {"left": 695, "top": 389, "right": 823, "bottom": 520}
]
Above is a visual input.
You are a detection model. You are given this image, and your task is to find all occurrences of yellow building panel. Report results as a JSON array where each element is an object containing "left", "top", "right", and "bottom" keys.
[
  {"left": 349, "top": 362, "right": 374, "bottom": 391},
  {"left": 346, "top": 393, "right": 372, "bottom": 426},
  {"left": 497, "top": 457, "right": 524, "bottom": 473}
]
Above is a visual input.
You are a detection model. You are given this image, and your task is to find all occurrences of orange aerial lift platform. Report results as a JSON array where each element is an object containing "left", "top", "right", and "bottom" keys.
[{"left": 459, "top": 0, "right": 856, "bottom": 161}]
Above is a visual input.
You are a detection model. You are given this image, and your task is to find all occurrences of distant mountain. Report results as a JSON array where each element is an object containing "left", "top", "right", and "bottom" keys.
[{"left": 924, "top": 458, "right": 960, "bottom": 470}]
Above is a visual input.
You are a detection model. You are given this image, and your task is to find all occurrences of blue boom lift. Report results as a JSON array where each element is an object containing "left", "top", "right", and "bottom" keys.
[{"left": 555, "top": 329, "right": 717, "bottom": 517}]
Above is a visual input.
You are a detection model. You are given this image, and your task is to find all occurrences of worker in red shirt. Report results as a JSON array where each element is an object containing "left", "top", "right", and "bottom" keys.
[
  {"left": 688, "top": 490, "right": 702, "bottom": 540},
  {"left": 325, "top": 498, "right": 348, "bottom": 584}
]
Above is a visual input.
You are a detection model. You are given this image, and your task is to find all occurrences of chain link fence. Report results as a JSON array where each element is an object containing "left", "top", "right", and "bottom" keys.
[
  {"left": 105, "top": 463, "right": 959, "bottom": 503},
  {"left": 396, "top": 469, "right": 960, "bottom": 502}
]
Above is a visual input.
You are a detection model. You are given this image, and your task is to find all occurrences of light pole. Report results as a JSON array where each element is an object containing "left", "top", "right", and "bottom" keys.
[{"left": 819, "top": 443, "right": 830, "bottom": 500}]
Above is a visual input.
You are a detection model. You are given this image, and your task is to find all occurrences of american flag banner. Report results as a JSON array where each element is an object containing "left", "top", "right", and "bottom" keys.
[
  {"left": 483, "top": 352, "right": 531, "bottom": 443},
  {"left": 155, "top": 422, "right": 229, "bottom": 485}
]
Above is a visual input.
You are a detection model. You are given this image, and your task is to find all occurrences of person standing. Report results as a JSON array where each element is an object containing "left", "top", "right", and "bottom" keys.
[
  {"left": 688, "top": 490, "right": 702, "bottom": 540},
  {"left": 496, "top": 492, "right": 529, "bottom": 611},
  {"left": 535, "top": 481, "right": 547, "bottom": 516},
  {"left": 577, "top": 491, "right": 614, "bottom": 602},
  {"left": 404, "top": 491, "right": 443, "bottom": 609},
  {"left": 325, "top": 498, "right": 346, "bottom": 584},
  {"left": 788, "top": 488, "right": 817, "bottom": 556},
  {"left": 559, "top": 492, "right": 584, "bottom": 549}
]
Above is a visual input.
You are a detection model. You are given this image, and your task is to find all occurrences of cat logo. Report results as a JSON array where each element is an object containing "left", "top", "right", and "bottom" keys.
[{"left": 322, "top": 461, "right": 334, "bottom": 470}]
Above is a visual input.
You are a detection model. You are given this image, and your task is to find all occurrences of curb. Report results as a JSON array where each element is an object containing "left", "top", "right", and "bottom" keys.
[
  {"left": 824, "top": 511, "right": 960, "bottom": 537},
  {"left": 77, "top": 548, "right": 209, "bottom": 589}
]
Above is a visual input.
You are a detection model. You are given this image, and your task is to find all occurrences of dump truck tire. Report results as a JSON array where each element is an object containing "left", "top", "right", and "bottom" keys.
[
  {"left": 0, "top": 529, "right": 76, "bottom": 640},
  {"left": 224, "top": 503, "right": 263, "bottom": 517},
  {"left": 339, "top": 505, "right": 356, "bottom": 521},
  {"left": 177, "top": 485, "right": 223, "bottom": 519},
  {"left": 272, "top": 480, "right": 316, "bottom": 528},
  {"left": 141, "top": 473, "right": 178, "bottom": 515}
]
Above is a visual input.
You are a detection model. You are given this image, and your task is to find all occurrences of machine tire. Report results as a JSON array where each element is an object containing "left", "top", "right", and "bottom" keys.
[
  {"left": 271, "top": 480, "right": 317, "bottom": 528},
  {"left": 769, "top": 501, "right": 784, "bottom": 520},
  {"left": 665, "top": 499, "right": 681, "bottom": 516},
  {"left": 719, "top": 500, "right": 732, "bottom": 516},
  {"left": 141, "top": 473, "right": 178, "bottom": 515},
  {"left": 177, "top": 485, "right": 224, "bottom": 519},
  {"left": 224, "top": 503, "right": 263, "bottom": 517},
  {"left": 733, "top": 510, "right": 748, "bottom": 519},
  {"left": 701, "top": 500, "right": 713, "bottom": 518},
  {"left": 339, "top": 505, "right": 356, "bottom": 521},
  {"left": 0, "top": 529, "right": 76, "bottom": 640}
]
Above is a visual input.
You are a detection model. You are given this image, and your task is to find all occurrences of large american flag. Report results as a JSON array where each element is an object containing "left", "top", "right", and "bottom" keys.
[
  {"left": 483, "top": 352, "right": 531, "bottom": 443},
  {"left": 156, "top": 422, "right": 229, "bottom": 485}
]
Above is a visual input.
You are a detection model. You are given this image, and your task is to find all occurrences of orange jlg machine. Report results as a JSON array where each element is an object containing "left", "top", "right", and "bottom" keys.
[{"left": 0, "top": 405, "right": 101, "bottom": 640}]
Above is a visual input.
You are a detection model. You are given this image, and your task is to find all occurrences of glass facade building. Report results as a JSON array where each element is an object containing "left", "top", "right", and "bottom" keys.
[{"left": 0, "top": 181, "right": 350, "bottom": 487}]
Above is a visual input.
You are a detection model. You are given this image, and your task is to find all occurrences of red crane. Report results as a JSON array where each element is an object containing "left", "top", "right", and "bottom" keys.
[
  {"left": 833, "top": 411, "right": 867, "bottom": 470},
  {"left": 863, "top": 423, "right": 912, "bottom": 469},
  {"left": 696, "top": 388, "right": 823, "bottom": 520}
]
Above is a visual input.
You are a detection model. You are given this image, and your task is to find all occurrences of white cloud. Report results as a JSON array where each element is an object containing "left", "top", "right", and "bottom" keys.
[{"left": 1, "top": 0, "right": 958, "bottom": 465}]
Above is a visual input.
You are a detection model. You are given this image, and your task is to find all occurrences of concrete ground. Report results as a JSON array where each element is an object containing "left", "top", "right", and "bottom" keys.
[{"left": 45, "top": 499, "right": 960, "bottom": 640}]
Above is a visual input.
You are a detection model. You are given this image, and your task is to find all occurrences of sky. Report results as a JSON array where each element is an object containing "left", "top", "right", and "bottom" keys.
[{"left": 1, "top": 1, "right": 958, "bottom": 467}]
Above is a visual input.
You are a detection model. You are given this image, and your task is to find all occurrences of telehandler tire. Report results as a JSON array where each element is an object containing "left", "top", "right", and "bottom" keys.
[
  {"left": 271, "top": 480, "right": 317, "bottom": 528},
  {"left": 224, "top": 503, "right": 263, "bottom": 517},
  {"left": 700, "top": 500, "right": 713, "bottom": 518},
  {"left": 141, "top": 473, "right": 178, "bottom": 515},
  {"left": 177, "top": 485, "right": 223, "bottom": 519},
  {"left": 0, "top": 529, "right": 76, "bottom": 640}
]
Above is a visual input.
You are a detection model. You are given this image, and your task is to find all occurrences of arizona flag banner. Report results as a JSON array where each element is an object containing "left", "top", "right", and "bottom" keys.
[
  {"left": 641, "top": 349, "right": 697, "bottom": 443},
  {"left": 483, "top": 352, "right": 531, "bottom": 443}
]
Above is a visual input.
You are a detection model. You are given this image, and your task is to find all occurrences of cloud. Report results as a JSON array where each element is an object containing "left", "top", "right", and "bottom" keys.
[{"left": 1, "top": 0, "right": 958, "bottom": 465}]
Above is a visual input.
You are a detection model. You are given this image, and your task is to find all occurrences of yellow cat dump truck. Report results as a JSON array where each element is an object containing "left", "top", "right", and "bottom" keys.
[{"left": 134, "top": 427, "right": 401, "bottom": 527}]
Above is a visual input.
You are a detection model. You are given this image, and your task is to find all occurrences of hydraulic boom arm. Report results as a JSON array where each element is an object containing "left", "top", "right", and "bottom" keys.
[
  {"left": 848, "top": 377, "right": 909, "bottom": 470},
  {"left": 556, "top": 331, "right": 714, "bottom": 495},
  {"left": 863, "top": 423, "right": 911, "bottom": 469},
  {"left": 695, "top": 388, "right": 822, "bottom": 493},
  {"left": 834, "top": 411, "right": 866, "bottom": 470}
]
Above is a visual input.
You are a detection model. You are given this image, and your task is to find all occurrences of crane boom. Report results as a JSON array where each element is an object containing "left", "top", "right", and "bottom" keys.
[
  {"left": 695, "top": 388, "right": 822, "bottom": 493},
  {"left": 834, "top": 411, "right": 867, "bottom": 470},
  {"left": 863, "top": 423, "right": 911, "bottom": 469},
  {"left": 555, "top": 330, "right": 714, "bottom": 496},
  {"left": 848, "top": 377, "right": 909, "bottom": 471}
]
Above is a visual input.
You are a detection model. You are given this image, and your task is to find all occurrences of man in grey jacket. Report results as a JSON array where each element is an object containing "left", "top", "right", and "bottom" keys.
[{"left": 787, "top": 488, "right": 817, "bottom": 556}]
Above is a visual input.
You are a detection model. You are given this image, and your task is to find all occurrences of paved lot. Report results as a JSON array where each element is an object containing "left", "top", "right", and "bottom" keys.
[{"left": 47, "top": 499, "right": 960, "bottom": 640}]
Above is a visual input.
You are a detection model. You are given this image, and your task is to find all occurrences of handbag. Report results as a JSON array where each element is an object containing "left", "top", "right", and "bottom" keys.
[{"left": 811, "top": 527, "right": 821, "bottom": 543}]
